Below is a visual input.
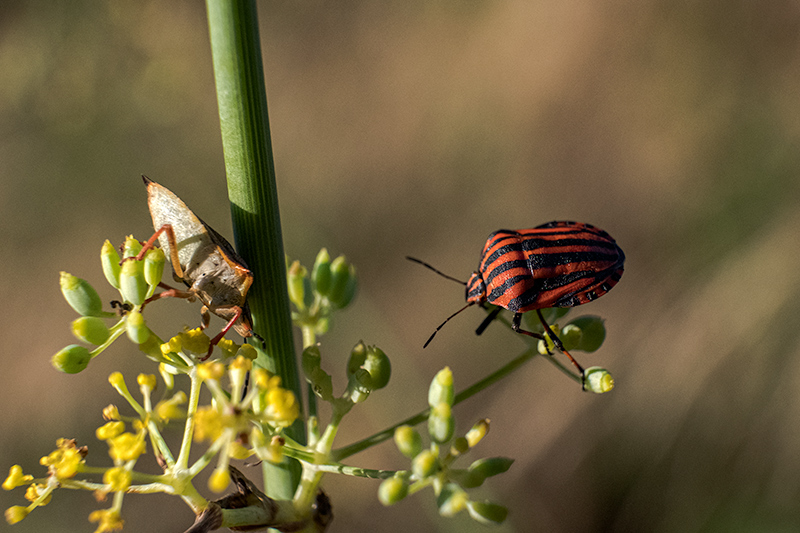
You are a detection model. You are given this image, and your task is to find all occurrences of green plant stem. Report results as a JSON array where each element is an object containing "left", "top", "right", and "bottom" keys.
[
  {"left": 331, "top": 347, "right": 539, "bottom": 462},
  {"left": 175, "top": 366, "right": 201, "bottom": 470},
  {"left": 206, "top": 0, "right": 303, "bottom": 500}
]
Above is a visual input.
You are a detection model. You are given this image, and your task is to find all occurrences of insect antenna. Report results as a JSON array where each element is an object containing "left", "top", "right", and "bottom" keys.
[
  {"left": 406, "top": 256, "right": 467, "bottom": 286},
  {"left": 423, "top": 302, "right": 474, "bottom": 348}
]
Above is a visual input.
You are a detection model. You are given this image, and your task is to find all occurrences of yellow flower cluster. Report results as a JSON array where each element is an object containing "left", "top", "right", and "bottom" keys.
[{"left": 39, "top": 439, "right": 85, "bottom": 479}]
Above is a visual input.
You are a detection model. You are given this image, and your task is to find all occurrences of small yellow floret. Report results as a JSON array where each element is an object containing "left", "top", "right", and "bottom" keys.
[
  {"left": 3, "top": 465, "right": 33, "bottom": 490},
  {"left": 180, "top": 328, "right": 211, "bottom": 355},
  {"left": 208, "top": 468, "right": 230, "bottom": 493},
  {"left": 155, "top": 392, "right": 187, "bottom": 421},
  {"left": 24, "top": 484, "right": 51, "bottom": 505},
  {"left": 5, "top": 505, "right": 29, "bottom": 524},
  {"left": 96, "top": 421, "right": 125, "bottom": 441},
  {"left": 254, "top": 369, "right": 281, "bottom": 391},
  {"left": 230, "top": 355, "right": 252, "bottom": 372},
  {"left": 88, "top": 508, "right": 124, "bottom": 532},
  {"left": 103, "top": 467, "right": 132, "bottom": 492},
  {"left": 108, "top": 433, "right": 146, "bottom": 462},
  {"left": 137, "top": 374, "right": 157, "bottom": 391},
  {"left": 228, "top": 441, "right": 252, "bottom": 460},
  {"left": 198, "top": 362, "right": 225, "bottom": 381},
  {"left": 193, "top": 407, "right": 224, "bottom": 442},
  {"left": 102, "top": 405, "right": 120, "bottom": 421},
  {"left": 217, "top": 337, "right": 239, "bottom": 360},
  {"left": 237, "top": 343, "right": 258, "bottom": 361},
  {"left": 264, "top": 388, "right": 299, "bottom": 427}
]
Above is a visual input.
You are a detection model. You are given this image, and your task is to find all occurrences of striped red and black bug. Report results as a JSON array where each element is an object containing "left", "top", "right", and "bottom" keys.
[{"left": 408, "top": 220, "right": 625, "bottom": 381}]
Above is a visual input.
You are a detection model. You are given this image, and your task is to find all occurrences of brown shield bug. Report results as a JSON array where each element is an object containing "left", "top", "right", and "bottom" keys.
[{"left": 131, "top": 176, "right": 259, "bottom": 358}]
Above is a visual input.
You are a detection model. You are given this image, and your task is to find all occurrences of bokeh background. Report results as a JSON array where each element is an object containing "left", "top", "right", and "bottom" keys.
[{"left": 2, "top": 1, "right": 800, "bottom": 532}]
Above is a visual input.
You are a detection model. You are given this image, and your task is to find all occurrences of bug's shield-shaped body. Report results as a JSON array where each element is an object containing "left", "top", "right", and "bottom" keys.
[
  {"left": 143, "top": 176, "right": 254, "bottom": 338},
  {"left": 466, "top": 221, "right": 625, "bottom": 313}
]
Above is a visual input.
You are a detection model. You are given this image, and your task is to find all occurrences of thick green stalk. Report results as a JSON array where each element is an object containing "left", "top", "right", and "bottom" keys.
[{"left": 206, "top": 0, "right": 304, "bottom": 499}]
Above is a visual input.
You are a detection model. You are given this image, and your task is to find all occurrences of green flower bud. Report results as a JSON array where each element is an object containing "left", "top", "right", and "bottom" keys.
[
  {"left": 119, "top": 256, "right": 148, "bottom": 305},
  {"left": 311, "top": 248, "right": 332, "bottom": 297},
  {"left": 567, "top": 315, "right": 606, "bottom": 352},
  {"left": 287, "top": 260, "right": 308, "bottom": 311},
  {"left": 429, "top": 402, "right": 454, "bottom": 444},
  {"left": 464, "top": 457, "right": 514, "bottom": 488},
  {"left": 347, "top": 342, "right": 391, "bottom": 391},
  {"left": 559, "top": 323, "right": 582, "bottom": 351},
  {"left": 143, "top": 247, "right": 166, "bottom": 289},
  {"left": 466, "top": 501, "right": 508, "bottom": 525},
  {"left": 101, "top": 240, "right": 122, "bottom": 289},
  {"left": 412, "top": 449, "right": 439, "bottom": 479},
  {"left": 52, "top": 345, "right": 91, "bottom": 374},
  {"left": 537, "top": 324, "right": 560, "bottom": 355},
  {"left": 71, "top": 316, "right": 110, "bottom": 345},
  {"left": 125, "top": 310, "right": 150, "bottom": 344},
  {"left": 394, "top": 425, "right": 423, "bottom": 459},
  {"left": 122, "top": 235, "right": 142, "bottom": 259},
  {"left": 437, "top": 483, "right": 468, "bottom": 517},
  {"left": 584, "top": 366, "right": 614, "bottom": 394},
  {"left": 60, "top": 272, "right": 104, "bottom": 317},
  {"left": 378, "top": 476, "right": 409, "bottom": 506},
  {"left": 328, "top": 255, "right": 356, "bottom": 309},
  {"left": 428, "top": 366, "right": 454, "bottom": 408}
]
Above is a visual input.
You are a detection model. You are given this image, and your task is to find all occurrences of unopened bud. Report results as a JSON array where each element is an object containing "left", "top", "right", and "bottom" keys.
[
  {"left": 394, "top": 425, "right": 423, "bottom": 459},
  {"left": 429, "top": 402, "right": 454, "bottom": 444},
  {"left": 101, "top": 240, "right": 122, "bottom": 289},
  {"left": 311, "top": 248, "right": 332, "bottom": 297},
  {"left": 583, "top": 367, "right": 614, "bottom": 394},
  {"left": 71, "top": 316, "right": 110, "bottom": 345},
  {"left": 122, "top": 235, "right": 142, "bottom": 259},
  {"left": 60, "top": 272, "right": 103, "bottom": 317},
  {"left": 52, "top": 345, "right": 91, "bottom": 374},
  {"left": 287, "top": 261, "right": 308, "bottom": 310},
  {"left": 466, "top": 500, "right": 508, "bottom": 525},
  {"left": 465, "top": 418, "right": 490, "bottom": 448},
  {"left": 437, "top": 483, "right": 468, "bottom": 517},
  {"left": 378, "top": 476, "right": 409, "bottom": 506},
  {"left": 428, "top": 367, "right": 454, "bottom": 408},
  {"left": 143, "top": 248, "right": 166, "bottom": 289},
  {"left": 347, "top": 342, "right": 391, "bottom": 391},
  {"left": 412, "top": 449, "right": 439, "bottom": 479},
  {"left": 567, "top": 315, "right": 606, "bottom": 352},
  {"left": 125, "top": 310, "right": 150, "bottom": 344},
  {"left": 328, "top": 255, "right": 357, "bottom": 309},
  {"left": 119, "top": 257, "right": 147, "bottom": 306}
]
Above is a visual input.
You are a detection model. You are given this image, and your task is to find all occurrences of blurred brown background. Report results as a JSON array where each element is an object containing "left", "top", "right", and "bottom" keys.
[{"left": 3, "top": 1, "right": 800, "bottom": 532}]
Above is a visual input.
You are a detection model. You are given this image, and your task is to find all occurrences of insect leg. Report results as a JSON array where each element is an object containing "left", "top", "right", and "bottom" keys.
[
  {"left": 122, "top": 224, "right": 186, "bottom": 280},
  {"left": 512, "top": 311, "right": 586, "bottom": 384},
  {"left": 475, "top": 306, "right": 502, "bottom": 336},
  {"left": 203, "top": 305, "right": 245, "bottom": 360}
]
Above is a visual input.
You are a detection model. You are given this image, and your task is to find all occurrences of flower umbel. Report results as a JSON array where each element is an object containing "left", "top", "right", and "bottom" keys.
[{"left": 39, "top": 439, "right": 85, "bottom": 479}]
